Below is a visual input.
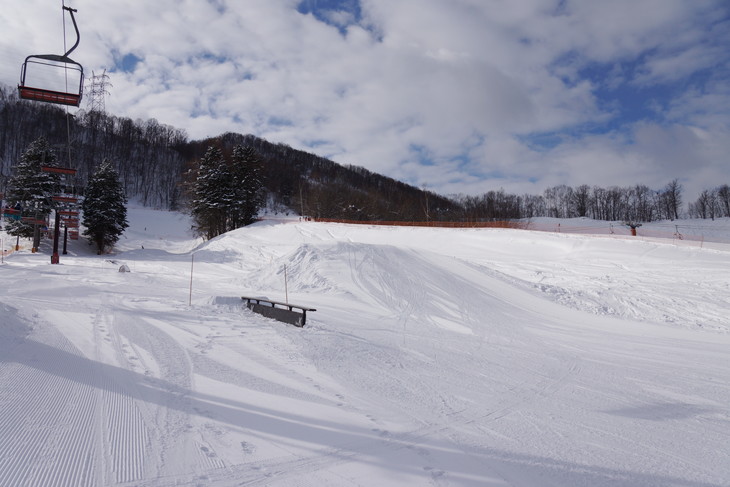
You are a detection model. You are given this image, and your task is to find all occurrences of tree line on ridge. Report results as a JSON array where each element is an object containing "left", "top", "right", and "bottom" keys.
[{"left": 2, "top": 84, "right": 728, "bottom": 228}]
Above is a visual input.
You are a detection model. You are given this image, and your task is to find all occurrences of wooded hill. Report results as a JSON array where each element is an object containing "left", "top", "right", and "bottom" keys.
[
  {"left": 2, "top": 84, "right": 728, "bottom": 222},
  {"left": 0, "top": 85, "right": 459, "bottom": 221}
]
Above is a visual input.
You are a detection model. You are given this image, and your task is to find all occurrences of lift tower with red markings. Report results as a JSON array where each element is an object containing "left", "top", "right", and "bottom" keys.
[{"left": 42, "top": 165, "right": 79, "bottom": 264}]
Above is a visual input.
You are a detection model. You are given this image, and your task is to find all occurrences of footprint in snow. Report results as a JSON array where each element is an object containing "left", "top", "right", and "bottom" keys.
[
  {"left": 200, "top": 446, "right": 217, "bottom": 458},
  {"left": 240, "top": 441, "right": 255, "bottom": 454},
  {"left": 423, "top": 466, "right": 445, "bottom": 479}
]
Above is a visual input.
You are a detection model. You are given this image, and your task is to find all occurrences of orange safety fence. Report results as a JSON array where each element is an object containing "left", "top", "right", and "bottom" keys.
[
  {"left": 304, "top": 218, "right": 730, "bottom": 249},
  {"left": 312, "top": 218, "right": 527, "bottom": 229},
  {"left": 524, "top": 221, "right": 730, "bottom": 246}
]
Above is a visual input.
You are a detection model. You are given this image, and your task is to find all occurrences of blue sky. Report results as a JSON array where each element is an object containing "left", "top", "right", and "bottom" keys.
[{"left": 1, "top": 0, "right": 729, "bottom": 201}]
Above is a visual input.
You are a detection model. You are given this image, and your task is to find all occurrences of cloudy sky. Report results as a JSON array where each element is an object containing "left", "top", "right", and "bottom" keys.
[{"left": 1, "top": 0, "right": 729, "bottom": 200}]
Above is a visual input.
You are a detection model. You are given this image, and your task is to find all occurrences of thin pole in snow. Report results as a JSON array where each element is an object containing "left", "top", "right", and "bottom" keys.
[
  {"left": 284, "top": 265, "right": 289, "bottom": 304},
  {"left": 189, "top": 253, "right": 195, "bottom": 306},
  {"left": 299, "top": 185, "right": 304, "bottom": 218}
]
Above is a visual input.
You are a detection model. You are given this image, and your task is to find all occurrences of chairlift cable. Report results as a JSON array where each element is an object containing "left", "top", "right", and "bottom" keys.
[
  {"left": 61, "top": 0, "right": 69, "bottom": 97},
  {"left": 62, "top": 1, "right": 73, "bottom": 170},
  {"left": 62, "top": 0, "right": 67, "bottom": 55},
  {"left": 58, "top": 1, "right": 75, "bottom": 173}
]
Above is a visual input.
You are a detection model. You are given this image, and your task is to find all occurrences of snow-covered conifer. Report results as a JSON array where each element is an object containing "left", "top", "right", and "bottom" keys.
[
  {"left": 230, "top": 144, "right": 264, "bottom": 229},
  {"left": 82, "top": 159, "right": 129, "bottom": 254},
  {"left": 190, "top": 146, "right": 233, "bottom": 239},
  {"left": 4, "top": 137, "right": 60, "bottom": 238}
]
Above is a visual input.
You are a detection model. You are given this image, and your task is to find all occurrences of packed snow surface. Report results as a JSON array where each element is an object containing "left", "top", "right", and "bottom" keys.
[{"left": 1, "top": 209, "right": 729, "bottom": 486}]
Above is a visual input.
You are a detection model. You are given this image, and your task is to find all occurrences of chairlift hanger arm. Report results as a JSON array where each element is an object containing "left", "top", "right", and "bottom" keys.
[
  {"left": 62, "top": 6, "right": 80, "bottom": 58},
  {"left": 23, "top": 5, "right": 81, "bottom": 62}
]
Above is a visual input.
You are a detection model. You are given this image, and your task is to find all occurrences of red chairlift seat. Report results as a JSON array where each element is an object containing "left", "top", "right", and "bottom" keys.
[
  {"left": 52, "top": 195, "right": 79, "bottom": 204},
  {"left": 21, "top": 217, "right": 47, "bottom": 226},
  {"left": 3, "top": 208, "right": 22, "bottom": 221},
  {"left": 18, "top": 7, "right": 84, "bottom": 108},
  {"left": 41, "top": 165, "right": 78, "bottom": 175},
  {"left": 19, "top": 87, "right": 81, "bottom": 106}
]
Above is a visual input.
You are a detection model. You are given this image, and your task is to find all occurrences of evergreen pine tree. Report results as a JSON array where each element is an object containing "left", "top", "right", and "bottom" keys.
[
  {"left": 230, "top": 145, "right": 264, "bottom": 228},
  {"left": 190, "top": 146, "right": 233, "bottom": 240},
  {"left": 82, "top": 159, "right": 129, "bottom": 254},
  {"left": 4, "top": 137, "right": 60, "bottom": 239}
]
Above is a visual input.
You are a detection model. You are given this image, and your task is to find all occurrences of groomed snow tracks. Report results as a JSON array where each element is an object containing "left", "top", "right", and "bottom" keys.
[{"left": 0, "top": 331, "right": 97, "bottom": 487}]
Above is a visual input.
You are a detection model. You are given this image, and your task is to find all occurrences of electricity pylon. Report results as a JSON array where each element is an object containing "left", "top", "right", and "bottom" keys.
[{"left": 85, "top": 69, "right": 111, "bottom": 113}]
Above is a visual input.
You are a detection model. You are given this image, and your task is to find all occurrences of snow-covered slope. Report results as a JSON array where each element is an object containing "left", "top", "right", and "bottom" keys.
[{"left": 1, "top": 210, "right": 729, "bottom": 486}]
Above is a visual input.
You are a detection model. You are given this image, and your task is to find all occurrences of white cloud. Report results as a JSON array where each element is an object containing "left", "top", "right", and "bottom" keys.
[{"left": 1, "top": 0, "right": 728, "bottom": 202}]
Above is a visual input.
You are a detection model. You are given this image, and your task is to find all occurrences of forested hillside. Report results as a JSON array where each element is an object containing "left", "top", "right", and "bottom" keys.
[
  {"left": 0, "top": 84, "right": 458, "bottom": 221},
  {"left": 181, "top": 132, "right": 461, "bottom": 221},
  {"left": 0, "top": 85, "right": 186, "bottom": 209},
  {"left": 2, "top": 84, "right": 728, "bottom": 222}
]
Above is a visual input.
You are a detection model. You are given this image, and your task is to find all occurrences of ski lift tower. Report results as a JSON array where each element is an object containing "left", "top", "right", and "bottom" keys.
[{"left": 43, "top": 165, "right": 80, "bottom": 264}]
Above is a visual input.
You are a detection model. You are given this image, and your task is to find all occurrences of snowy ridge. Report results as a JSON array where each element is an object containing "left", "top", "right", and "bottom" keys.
[{"left": 1, "top": 210, "right": 729, "bottom": 486}]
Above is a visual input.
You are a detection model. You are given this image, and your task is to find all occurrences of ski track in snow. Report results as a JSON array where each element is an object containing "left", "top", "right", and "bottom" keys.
[
  {"left": 0, "top": 307, "right": 98, "bottom": 487},
  {"left": 1, "top": 214, "right": 730, "bottom": 486}
]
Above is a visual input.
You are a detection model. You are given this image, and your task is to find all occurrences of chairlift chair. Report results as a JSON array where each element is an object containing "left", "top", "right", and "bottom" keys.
[
  {"left": 52, "top": 195, "right": 79, "bottom": 204},
  {"left": 18, "top": 6, "right": 84, "bottom": 107},
  {"left": 41, "top": 165, "right": 78, "bottom": 175},
  {"left": 2, "top": 208, "right": 22, "bottom": 221},
  {"left": 21, "top": 217, "right": 47, "bottom": 226}
]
